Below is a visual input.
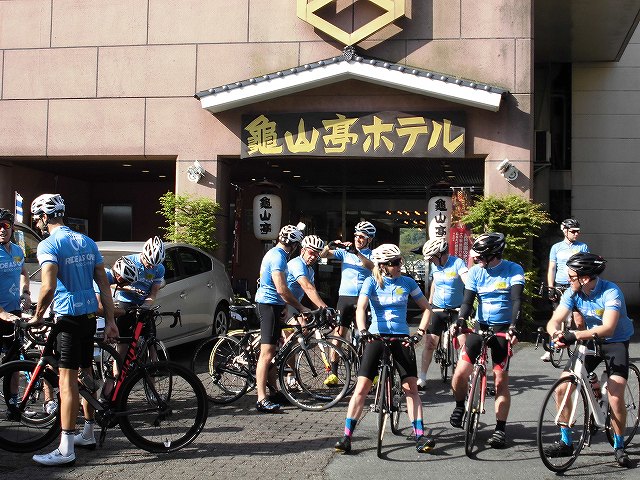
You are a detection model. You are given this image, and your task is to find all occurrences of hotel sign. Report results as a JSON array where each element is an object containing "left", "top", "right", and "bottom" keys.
[{"left": 241, "top": 112, "right": 465, "bottom": 158}]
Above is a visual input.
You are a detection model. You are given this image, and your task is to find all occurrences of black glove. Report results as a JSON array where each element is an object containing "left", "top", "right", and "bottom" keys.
[
  {"left": 455, "top": 318, "right": 465, "bottom": 330},
  {"left": 359, "top": 329, "right": 372, "bottom": 342},
  {"left": 409, "top": 332, "right": 423, "bottom": 345},
  {"left": 346, "top": 243, "right": 358, "bottom": 254},
  {"left": 560, "top": 331, "right": 577, "bottom": 345}
]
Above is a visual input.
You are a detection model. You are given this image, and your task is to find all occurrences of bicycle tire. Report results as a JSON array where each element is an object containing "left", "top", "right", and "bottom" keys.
[
  {"left": 464, "top": 366, "right": 483, "bottom": 457},
  {"left": 117, "top": 361, "right": 208, "bottom": 453},
  {"left": 376, "top": 365, "right": 389, "bottom": 458},
  {"left": 606, "top": 362, "right": 640, "bottom": 447},
  {"left": 324, "top": 334, "right": 359, "bottom": 395},
  {"left": 449, "top": 331, "right": 459, "bottom": 375},
  {"left": 192, "top": 335, "right": 251, "bottom": 404},
  {"left": 0, "top": 360, "right": 61, "bottom": 453},
  {"left": 437, "top": 335, "right": 449, "bottom": 383},
  {"left": 537, "top": 375, "right": 588, "bottom": 473},
  {"left": 390, "top": 366, "right": 404, "bottom": 435},
  {"left": 280, "top": 338, "right": 350, "bottom": 411},
  {"left": 139, "top": 338, "right": 170, "bottom": 364}
]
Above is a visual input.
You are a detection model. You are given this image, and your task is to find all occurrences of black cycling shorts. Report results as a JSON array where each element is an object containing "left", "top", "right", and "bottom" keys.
[
  {"left": 574, "top": 341, "right": 630, "bottom": 380},
  {"left": 257, "top": 303, "right": 286, "bottom": 345},
  {"left": 54, "top": 313, "right": 97, "bottom": 370},
  {"left": 357, "top": 336, "right": 417, "bottom": 380},
  {"left": 462, "top": 323, "right": 511, "bottom": 372},
  {"left": 426, "top": 308, "right": 459, "bottom": 335},
  {"left": 336, "top": 296, "right": 357, "bottom": 327}
]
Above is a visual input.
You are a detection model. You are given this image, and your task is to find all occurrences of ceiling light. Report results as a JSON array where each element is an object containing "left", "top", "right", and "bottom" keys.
[
  {"left": 283, "top": 170, "right": 291, "bottom": 173},
  {"left": 142, "top": 170, "right": 150, "bottom": 173},
  {"left": 377, "top": 180, "right": 385, "bottom": 183},
  {"left": 122, "top": 163, "right": 132, "bottom": 167},
  {"left": 293, "top": 175, "right": 301, "bottom": 178},
  {"left": 271, "top": 164, "right": 280, "bottom": 168},
  {"left": 158, "top": 175, "right": 166, "bottom": 178}
]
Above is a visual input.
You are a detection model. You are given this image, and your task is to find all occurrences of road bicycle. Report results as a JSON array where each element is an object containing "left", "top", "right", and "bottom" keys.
[
  {"left": 457, "top": 326, "right": 512, "bottom": 458},
  {"left": 536, "top": 330, "right": 640, "bottom": 472},
  {"left": 368, "top": 335, "right": 411, "bottom": 459},
  {"left": 0, "top": 308, "right": 208, "bottom": 454},
  {"left": 191, "top": 307, "right": 351, "bottom": 411},
  {"left": 432, "top": 308, "right": 460, "bottom": 383}
]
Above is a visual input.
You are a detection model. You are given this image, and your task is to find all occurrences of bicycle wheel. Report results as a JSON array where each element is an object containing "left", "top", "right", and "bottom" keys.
[
  {"left": 436, "top": 336, "right": 449, "bottom": 383},
  {"left": 537, "top": 375, "right": 588, "bottom": 473},
  {"left": 324, "top": 334, "right": 359, "bottom": 395},
  {"left": 192, "top": 336, "right": 251, "bottom": 404},
  {"left": 0, "top": 360, "right": 61, "bottom": 453},
  {"left": 280, "top": 338, "right": 350, "bottom": 411},
  {"left": 550, "top": 347, "right": 569, "bottom": 369},
  {"left": 606, "top": 362, "right": 640, "bottom": 447},
  {"left": 139, "top": 338, "right": 170, "bottom": 364},
  {"left": 93, "top": 341, "right": 123, "bottom": 401},
  {"left": 465, "top": 366, "right": 484, "bottom": 457},
  {"left": 449, "top": 331, "right": 459, "bottom": 374},
  {"left": 117, "top": 361, "right": 208, "bottom": 453},
  {"left": 390, "top": 366, "right": 404, "bottom": 435},
  {"left": 376, "top": 365, "right": 389, "bottom": 458}
]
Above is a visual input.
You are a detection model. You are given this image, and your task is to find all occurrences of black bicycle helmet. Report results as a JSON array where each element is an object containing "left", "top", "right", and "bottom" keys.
[
  {"left": 565, "top": 252, "right": 606, "bottom": 277},
  {"left": 470, "top": 232, "right": 506, "bottom": 257},
  {"left": 560, "top": 218, "right": 580, "bottom": 231},
  {"left": 0, "top": 208, "right": 14, "bottom": 224}
]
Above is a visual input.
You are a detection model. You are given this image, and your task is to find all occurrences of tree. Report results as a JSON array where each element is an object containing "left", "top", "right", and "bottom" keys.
[
  {"left": 461, "top": 195, "right": 553, "bottom": 329},
  {"left": 157, "top": 191, "right": 221, "bottom": 253}
]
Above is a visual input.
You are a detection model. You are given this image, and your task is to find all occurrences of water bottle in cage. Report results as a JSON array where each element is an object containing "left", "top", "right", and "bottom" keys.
[{"left": 588, "top": 371, "right": 602, "bottom": 400}]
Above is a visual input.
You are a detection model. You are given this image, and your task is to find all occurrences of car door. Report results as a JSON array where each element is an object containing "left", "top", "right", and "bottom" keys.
[{"left": 155, "top": 246, "right": 216, "bottom": 345}]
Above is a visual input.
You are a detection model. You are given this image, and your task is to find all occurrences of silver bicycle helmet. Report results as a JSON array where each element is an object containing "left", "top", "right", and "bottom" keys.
[
  {"left": 371, "top": 244, "right": 402, "bottom": 265},
  {"left": 30, "top": 194, "right": 65, "bottom": 217},
  {"left": 422, "top": 237, "right": 448, "bottom": 258},
  {"left": 301, "top": 235, "right": 325, "bottom": 252},
  {"left": 354, "top": 221, "right": 376, "bottom": 238},
  {"left": 278, "top": 225, "right": 304, "bottom": 245},
  {"left": 141, "top": 236, "right": 165, "bottom": 266},
  {"left": 112, "top": 256, "right": 139, "bottom": 283}
]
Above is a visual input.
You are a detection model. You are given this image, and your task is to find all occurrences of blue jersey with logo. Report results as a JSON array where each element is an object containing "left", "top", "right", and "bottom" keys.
[
  {"left": 560, "top": 278, "right": 634, "bottom": 343},
  {"left": 255, "top": 246, "right": 289, "bottom": 305},
  {"left": 465, "top": 260, "right": 525, "bottom": 325},
  {"left": 359, "top": 275, "right": 425, "bottom": 335},
  {"left": 286, "top": 256, "right": 314, "bottom": 302},
  {"left": 429, "top": 255, "right": 468, "bottom": 309},
  {"left": 0, "top": 242, "right": 25, "bottom": 312},
  {"left": 114, "top": 254, "right": 165, "bottom": 305},
  {"left": 549, "top": 240, "right": 589, "bottom": 284},
  {"left": 36, "top": 226, "right": 102, "bottom": 316},
  {"left": 334, "top": 248, "right": 372, "bottom": 296}
]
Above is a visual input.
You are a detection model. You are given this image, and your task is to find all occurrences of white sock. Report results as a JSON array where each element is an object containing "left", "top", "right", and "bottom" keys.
[
  {"left": 59, "top": 430, "right": 74, "bottom": 456},
  {"left": 82, "top": 420, "right": 95, "bottom": 439}
]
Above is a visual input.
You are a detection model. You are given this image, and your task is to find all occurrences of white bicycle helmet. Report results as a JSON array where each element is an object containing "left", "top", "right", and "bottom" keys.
[
  {"left": 30, "top": 193, "right": 65, "bottom": 217},
  {"left": 141, "top": 236, "right": 165, "bottom": 266},
  {"left": 301, "top": 235, "right": 325, "bottom": 252},
  {"left": 422, "top": 237, "right": 448, "bottom": 258},
  {"left": 278, "top": 225, "right": 304, "bottom": 245},
  {"left": 354, "top": 221, "right": 376, "bottom": 238},
  {"left": 371, "top": 244, "right": 402, "bottom": 265},
  {"left": 112, "top": 256, "right": 139, "bottom": 283}
]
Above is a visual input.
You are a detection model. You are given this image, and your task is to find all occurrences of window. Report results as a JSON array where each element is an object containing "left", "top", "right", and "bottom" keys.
[{"left": 177, "top": 247, "right": 212, "bottom": 277}]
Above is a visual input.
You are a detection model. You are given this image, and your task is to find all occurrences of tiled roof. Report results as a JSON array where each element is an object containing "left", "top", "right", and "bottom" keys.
[{"left": 195, "top": 46, "right": 507, "bottom": 113}]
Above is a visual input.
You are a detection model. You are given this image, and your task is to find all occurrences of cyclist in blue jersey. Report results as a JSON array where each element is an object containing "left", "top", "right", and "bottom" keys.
[
  {"left": 334, "top": 244, "right": 436, "bottom": 454},
  {"left": 542, "top": 218, "right": 589, "bottom": 361},
  {"left": 255, "top": 225, "right": 309, "bottom": 413},
  {"left": 417, "top": 237, "right": 468, "bottom": 388},
  {"left": 449, "top": 233, "right": 524, "bottom": 449},
  {"left": 545, "top": 253, "right": 634, "bottom": 467},
  {"left": 29, "top": 194, "right": 117, "bottom": 467},
  {"left": 286, "top": 235, "right": 327, "bottom": 311}
]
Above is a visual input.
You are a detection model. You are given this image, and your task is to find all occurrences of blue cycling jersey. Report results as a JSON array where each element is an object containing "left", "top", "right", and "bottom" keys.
[
  {"left": 333, "top": 248, "right": 372, "bottom": 296},
  {"left": 255, "top": 246, "right": 289, "bottom": 305},
  {"left": 36, "top": 226, "right": 102, "bottom": 316},
  {"left": 286, "top": 255, "right": 314, "bottom": 302},
  {"left": 114, "top": 254, "right": 165, "bottom": 305},
  {"left": 560, "top": 278, "right": 634, "bottom": 343},
  {"left": 359, "top": 275, "right": 425, "bottom": 335},
  {"left": 465, "top": 260, "right": 525, "bottom": 325},
  {"left": 0, "top": 242, "right": 25, "bottom": 312},
  {"left": 549, "top": 240, "right": 589, "bottom": 284},
  {"left": 429, "top": 255, "right": 468, "bottom": 309}
]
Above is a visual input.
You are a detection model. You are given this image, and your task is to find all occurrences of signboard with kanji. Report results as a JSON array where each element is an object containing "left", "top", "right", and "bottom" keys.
[{"left": 241, "top": 111, "right": 465, "bottom": 158}]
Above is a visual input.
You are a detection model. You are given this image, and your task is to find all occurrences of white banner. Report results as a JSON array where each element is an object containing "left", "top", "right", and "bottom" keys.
[
  {"left": 14, "top": 191, "right": 24, "bottom": 223},
  {"left": 427, "top": 196, "right": 452, "bottom": 240},
  {"left": 253, "top": 194, "right": 282, "bottom": 240}
]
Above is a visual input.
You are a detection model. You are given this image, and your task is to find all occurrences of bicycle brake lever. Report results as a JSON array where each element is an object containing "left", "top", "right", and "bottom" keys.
[{"left": 169, "top": 310, "right": 181, "bottom": 328}]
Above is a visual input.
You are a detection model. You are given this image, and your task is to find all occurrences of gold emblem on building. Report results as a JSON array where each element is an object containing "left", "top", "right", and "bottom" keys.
[{"left": 297, "top": 0, "right": 405, "bottom": 46}]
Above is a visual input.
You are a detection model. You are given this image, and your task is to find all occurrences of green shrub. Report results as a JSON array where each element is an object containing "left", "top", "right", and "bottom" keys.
[{"left": 158, "top": 191, "right": 221, "bottom": 253}]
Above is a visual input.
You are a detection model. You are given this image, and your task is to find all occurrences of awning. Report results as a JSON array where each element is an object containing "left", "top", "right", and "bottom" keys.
[{"left": 195, "top": 47, "right": 507, "bottom": 113}]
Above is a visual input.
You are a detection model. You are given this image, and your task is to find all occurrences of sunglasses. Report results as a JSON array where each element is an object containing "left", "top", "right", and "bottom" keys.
[
  {"left": 568, "top": 229, "right": 580, "bottom": 234},
  {"left": 0, "top": 221, "right": 12, "bottom": 230},
  {"left": 383, "top": 258, "right": 402, "bottom": 267},
  {"left": 354, "top": 234, "right": 368, "bottom": 240}
]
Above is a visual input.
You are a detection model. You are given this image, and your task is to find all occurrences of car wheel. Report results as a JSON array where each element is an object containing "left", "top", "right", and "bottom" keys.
[{"left": 212, "top": 305, "right": 230, "bottom": 336}]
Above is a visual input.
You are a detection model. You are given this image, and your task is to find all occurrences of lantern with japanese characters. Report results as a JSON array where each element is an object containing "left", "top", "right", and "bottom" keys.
[
  {"left": 253, "top": 194, "right": 282, "bottom": 240},
  {"left": 428, "top": 196, "right": 452, "bottom": 241}
]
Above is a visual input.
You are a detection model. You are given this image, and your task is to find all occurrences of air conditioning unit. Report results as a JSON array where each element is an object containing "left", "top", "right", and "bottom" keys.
[{"left": 535, "top": 130, "right": 551, "bottom": 164}]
